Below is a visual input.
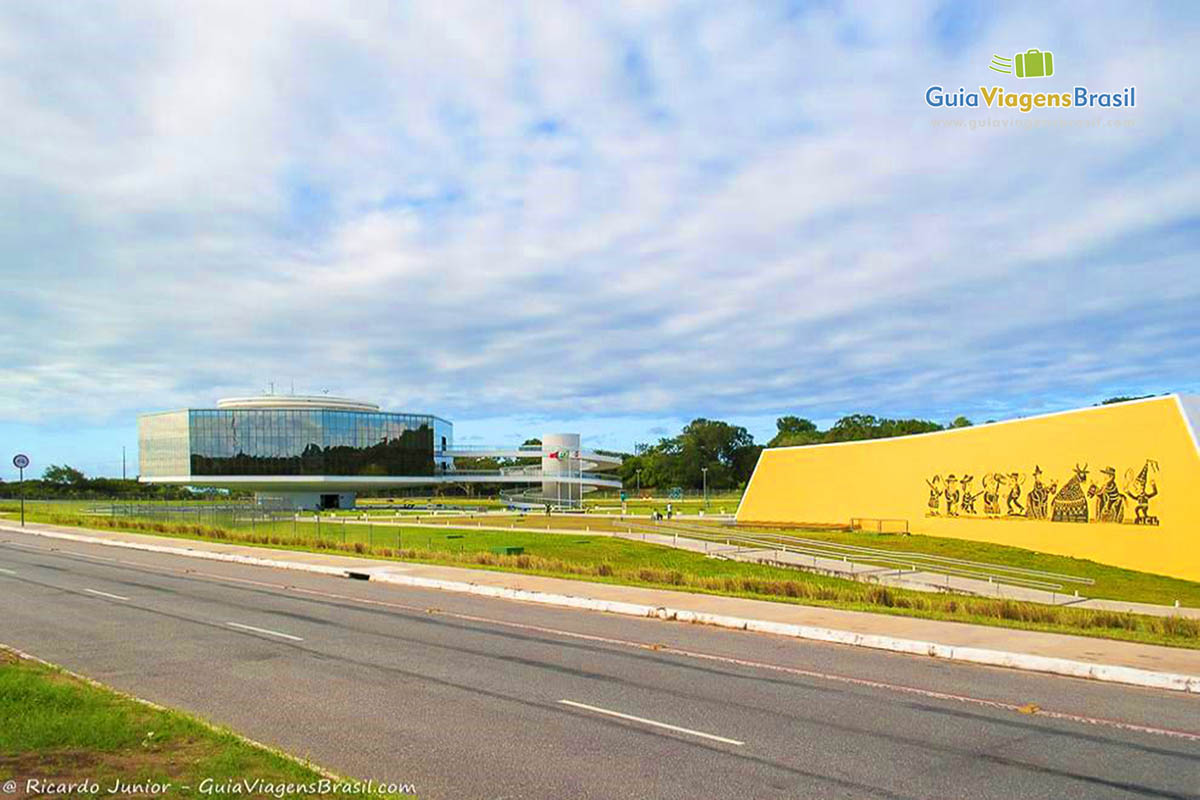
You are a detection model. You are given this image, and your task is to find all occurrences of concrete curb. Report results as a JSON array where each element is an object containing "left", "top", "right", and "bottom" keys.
[{"left": 5, "top": 523, "right": 1199, "bottom": 694}]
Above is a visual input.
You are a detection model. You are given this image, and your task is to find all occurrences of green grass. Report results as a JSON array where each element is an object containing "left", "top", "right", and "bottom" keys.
[
  {"left": 356, "top": 496, "right": 508, "bottom": 509},
  {"left": 12, "top": 509, "right": 1200, "bottom": 650},
  {"left": 732, "top": 524, "right": 1200, "bottom": 609},
  {"left": 265, "top": 510, "right": 1200, "bottom": 610},
  {"left": 0, "top": 650, "right": 415, "bottom": 798},
  {"left": 586, "top": 494, "right": 742, "bottom": 515}
]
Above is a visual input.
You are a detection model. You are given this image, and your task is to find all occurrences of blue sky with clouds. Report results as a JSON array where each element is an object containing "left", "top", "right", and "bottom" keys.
[{"left": 1, "top": 1, "right": 1198, "bottom": 479}]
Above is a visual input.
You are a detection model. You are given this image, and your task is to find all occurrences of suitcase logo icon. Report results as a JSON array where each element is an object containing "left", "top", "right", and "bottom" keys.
[{"left": 989, "top": 49, "right": 1054, "bottom": 78}]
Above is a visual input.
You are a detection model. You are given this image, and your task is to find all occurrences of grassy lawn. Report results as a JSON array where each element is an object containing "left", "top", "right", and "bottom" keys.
[
  {"left": 731, "top": 524, "right": 1200, "bottom": 609},
  {"left": 587, "top": 495, "right": 742, "bottom": 515},
  {"left": 356, "top": 496, "right": 508, "bottom": 510},
  {"left": 0, "top": 649, "right": 415, "bottom": 799},
  {"left": 259, "top": 511, "right": 1200, "bottom": 610},
  {"left": 8, "top": 508, "right": 1200, "bottom": 650}
]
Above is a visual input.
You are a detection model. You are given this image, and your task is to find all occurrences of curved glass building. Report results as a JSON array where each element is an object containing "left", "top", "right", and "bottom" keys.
[
  {"left": 139, "top": 395, "right": 620, "bottom": 509},
  {"left": 139, "top": 396, "right": 452, "bottom": 509}
]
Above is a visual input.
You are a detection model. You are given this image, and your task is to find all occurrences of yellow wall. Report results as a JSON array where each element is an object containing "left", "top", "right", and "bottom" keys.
[{"left": 737, "top": 396, "right": 1200, "bottom": 582}]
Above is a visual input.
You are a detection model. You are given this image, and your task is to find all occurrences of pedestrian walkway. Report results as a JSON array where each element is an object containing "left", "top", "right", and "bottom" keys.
[{"left": 2, "top": 519, "right": 1198, "bottom": 684}]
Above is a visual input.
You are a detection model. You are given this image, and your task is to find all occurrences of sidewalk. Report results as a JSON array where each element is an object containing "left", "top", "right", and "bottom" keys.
[{"left": 2, "top": 520, "right": 1199, "bottom": 692}]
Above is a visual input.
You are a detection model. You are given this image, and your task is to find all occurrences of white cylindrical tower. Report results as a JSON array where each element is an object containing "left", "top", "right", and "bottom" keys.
[{"left": 541, "top": 433, "right": 582, "bottom": 508}]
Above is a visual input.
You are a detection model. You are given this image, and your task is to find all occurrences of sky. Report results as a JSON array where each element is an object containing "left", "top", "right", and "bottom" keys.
[{"left": 1, "top": 1, "right": 1198, "bottom": 479}]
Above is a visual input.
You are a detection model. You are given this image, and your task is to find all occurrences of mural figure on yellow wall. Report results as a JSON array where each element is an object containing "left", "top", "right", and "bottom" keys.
[
  {"left": 925, "top": 475, "right": 942, "bottom": 516},
  {"left": 1089, "top": 467, "right": 1125, "bottom": 523},
  {"left": 945, "top": 474, "right": 961, "bottom": 516},
  {"left": 983, "top": 473, "right": 1004, "bottom": 515},
  {"left": 923, "top": 460, "right": 1160, "bottom": 526},
  {"left": 1005, "top": 471, "right": 1026, "bottom": 516},
  {"left": 1026, "top": 466, "right": 1057, "bottom": 520},
  {"left": 1125, "top": 460, "right": 1160, "bottom": 525},
  {"left": 960, "top": 475, "right": 982, "bottom": 514},
  {"left": 1051, "top": 464, "right": 1090, "bottom": 522}
]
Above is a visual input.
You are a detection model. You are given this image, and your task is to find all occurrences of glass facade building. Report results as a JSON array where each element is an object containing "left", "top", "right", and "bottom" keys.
[
  {"left": 138, "top": 395, "right": 619, "bottom": 511},
  {"left": 139, "top": 404, "right": 452, "bottom": 479}
]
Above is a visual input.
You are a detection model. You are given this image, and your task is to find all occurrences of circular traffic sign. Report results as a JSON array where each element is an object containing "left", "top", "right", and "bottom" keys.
[{"left": 12, "top": 454, "right": 29, "bottom": 470}]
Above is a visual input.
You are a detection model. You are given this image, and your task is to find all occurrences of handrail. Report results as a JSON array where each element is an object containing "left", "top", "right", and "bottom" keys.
[
  {"left": 443, "top": 469, "right": 617, "bottom": 481},
  {"left": 628, "top": 521, "right": 1094, "bottom": 591},
  {"left": 443, "top": 445, "right": 544, "bottom": 453},
  {"left": 444, "top": 446, "right": 621, "bottom": 467}
]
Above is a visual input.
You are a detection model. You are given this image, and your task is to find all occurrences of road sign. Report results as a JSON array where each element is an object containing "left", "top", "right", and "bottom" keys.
[{"left": 12, "top": 453, "right": 29, "bottom": 527}]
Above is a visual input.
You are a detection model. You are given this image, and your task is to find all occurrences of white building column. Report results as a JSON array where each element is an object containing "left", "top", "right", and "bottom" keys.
[{"left": 541, "top": 433, "right": 582, "bottom": 508}]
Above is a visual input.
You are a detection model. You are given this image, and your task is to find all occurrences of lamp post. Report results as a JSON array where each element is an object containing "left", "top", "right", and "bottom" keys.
[
  {"left": 13, "top": 454, "right": 30, "bottom": 527},
  {"left": 635, "top": 469, "right": 642, "bottom": 495},
  {"left": 702, "top": 466, "right": 709, "bottom": 510}
]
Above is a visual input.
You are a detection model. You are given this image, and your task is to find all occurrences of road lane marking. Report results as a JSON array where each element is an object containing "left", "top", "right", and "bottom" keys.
[
  {"left": 226, "top": 622, "right": 304, "bottom": 642},
  {"left": 8, "top": 535, "right": 1197, "bottom": 743},
  {"left": 0, "top": 567, "right": 15, "bottom": 575},
  {"left": 280, "top": 586, "right": 1200, "bottom": 742},
  {"left": 84, "top": 588, "right": 130, "bottom": 601},
  {"left": 559, "top": 699, "right": 745, "bottom": 745}
]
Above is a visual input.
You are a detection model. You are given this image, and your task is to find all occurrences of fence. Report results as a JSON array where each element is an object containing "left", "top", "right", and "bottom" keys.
[
  {"left": 101, "top": 503, "right": 424, "bottom": 551},
  {"left": 631, "top": 520, "right": 1095, "bottom": 593}
]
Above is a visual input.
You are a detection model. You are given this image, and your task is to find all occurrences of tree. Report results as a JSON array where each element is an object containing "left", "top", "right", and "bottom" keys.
[
  {"left": 769, "top": 416, "right": 821, "bottom": 447},
  {"left": 622, "top": 419, "right": 761, "bottom": 491},
  {"left": 763, "top": 412, "right": 958, "bottom": 449},
  {"left": 42, "top": 464, "right": 85, "bottom": 485},
  {"left": 824, "top": 414, "right": 943, "bottom": 443}
]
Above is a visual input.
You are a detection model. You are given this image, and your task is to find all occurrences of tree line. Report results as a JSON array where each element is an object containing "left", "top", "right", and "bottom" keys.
[
  {"left": 615, "top": 414, "right": 973, "bottom": 492},
  {"left": 0, "top": 464, "right": 231, "bottom": 500},
  {"left": 615, "top": 393, "right": 1158, "bottom": 491}
]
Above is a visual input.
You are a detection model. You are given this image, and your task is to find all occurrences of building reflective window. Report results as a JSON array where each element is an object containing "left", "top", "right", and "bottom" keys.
[{"left": 183, "top": 409, "right": 438, "bottom": 477}]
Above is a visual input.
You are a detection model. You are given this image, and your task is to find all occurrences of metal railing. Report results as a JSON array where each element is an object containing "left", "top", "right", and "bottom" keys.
[
  {"left": 627, "top": 520, "right": 1094, "bottom": 593},
  {"left": 442, "top": 445, "right": 544, "bottom": 454}
]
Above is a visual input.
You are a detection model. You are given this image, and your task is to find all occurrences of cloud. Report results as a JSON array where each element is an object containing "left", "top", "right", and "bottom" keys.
[{"left": 1, "top": 0, "right": 1197, "bottom": 451}]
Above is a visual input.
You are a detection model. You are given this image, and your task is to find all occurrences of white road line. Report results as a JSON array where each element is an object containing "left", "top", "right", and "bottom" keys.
[
  {"left": 84, "top": 588, "right": 130, "bottom": 601},
  {"left": 14, "top": 538, "right": 1195, "bottom": 743},
  {"left": 282, "top": 586, "right": 1200, "bottom": 743},
  {"left": 225, "top": 621, "right": 304, "bottom": 642},
  {"left": 0, "top": 567, "right": 15, "bottom": 575},
  {"left": 559, "top": 699, "right": 745, "bottom": 746}
]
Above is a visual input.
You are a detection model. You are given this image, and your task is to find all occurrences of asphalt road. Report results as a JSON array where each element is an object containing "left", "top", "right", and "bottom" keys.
[{"left": 1, "top": 532, "right": 1198, "bottom": 800}]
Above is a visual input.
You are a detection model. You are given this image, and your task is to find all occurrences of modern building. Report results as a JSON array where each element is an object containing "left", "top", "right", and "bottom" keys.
[
  {"left": 139, "top": 395, "right": 621, "bottom": 510},
  {"left": 736, "top": 394, "right": 1200, "bottom": 582}
]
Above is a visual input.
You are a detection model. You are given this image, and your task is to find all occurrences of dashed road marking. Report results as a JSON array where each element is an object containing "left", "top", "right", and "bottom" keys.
[
  {"left": 226, "top": 621, "right": 304, "bottom": 642},
  {"left": 559, "top": 699, "right": 745, "bottom": 745},
  {"left": 84, "top": 588, "right": 130, "bottom": 601}
]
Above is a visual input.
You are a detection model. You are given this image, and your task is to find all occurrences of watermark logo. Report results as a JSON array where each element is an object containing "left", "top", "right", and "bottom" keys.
[
  {"left": 990, "top": 49, "right": 1055, "bottom": 78},
  {"left": 927, "top": 48, "right": 1133, "bottom": 113}
]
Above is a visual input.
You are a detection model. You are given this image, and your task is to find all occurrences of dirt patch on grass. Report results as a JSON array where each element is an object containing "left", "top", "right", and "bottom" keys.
[{"left": 0, "top": 739, "right": 213, "bottom": 799}]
